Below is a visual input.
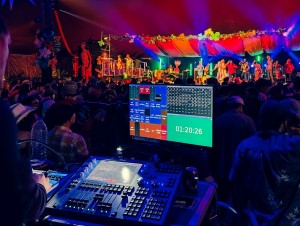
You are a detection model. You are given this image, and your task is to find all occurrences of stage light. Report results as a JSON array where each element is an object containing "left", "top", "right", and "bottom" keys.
[
  {"left": 209, "top": 63, "right": 213, "bottom": 75},
  {"left": 116, "top": 146, "right": 123, "bottom": 151},
  {"left": 189, "top": 64, "right": 193, "bottom": 76},
  {"left": 257, "top": 56, "right": 261, "bottom": 62},
  {"left": 251, "top": 65, "right": 254, "bottom": 68},
  {"left": 264, "top": 64, "right": 267, "bottom": 67},
  {"left": 159, "top": 58, "right": 162, "bottom": 70}
]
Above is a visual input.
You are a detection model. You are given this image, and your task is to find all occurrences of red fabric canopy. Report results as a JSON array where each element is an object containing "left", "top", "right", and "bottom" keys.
[{"left": 139, "top": 33, "right": 298, "bottom": 57}]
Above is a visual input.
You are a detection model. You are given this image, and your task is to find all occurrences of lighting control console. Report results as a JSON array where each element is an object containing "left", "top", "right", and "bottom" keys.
[{"left": 45, "top": 156, "right": 183, "bottom": 225}]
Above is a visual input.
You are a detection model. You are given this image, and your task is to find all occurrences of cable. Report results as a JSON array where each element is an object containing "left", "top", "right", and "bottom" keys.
[{"left": 17, "top": 139, "right": 68, "bottom": 171}]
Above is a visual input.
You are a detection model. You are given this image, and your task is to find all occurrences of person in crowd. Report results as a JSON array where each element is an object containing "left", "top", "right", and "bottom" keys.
[
  {"left": 266, "top": 55, "right": 273, "bottom": 83},
  {"left": 0, "top": 17, "right": 51, "bottom": 226},
  {"left": 267, "top": 84, "right": 284, "bottom": 101},
  {"left": 37, "top": 83, "right": 56, "bottom": 118},
  {"left": 284, "top": 58, "right": 295, "bottom": 81},
  {"left": 212, "top": 96, "right": 256, "bottom": 202},
  {"left": 255, "top": 78, "right": 272, "bottom": 101},
  {"left": 281, "top": 98, "right": 300, "bottom": 137},
  {"left": 230, "top": 100, "right": 300, "bottom": 225},
  {"left": 244, "top": 78, "right": 271, "bottom": 127},
  {"left": 290, "top": 76, "right": 300, "bottom": 101},
  {"left": 45, "top": 80, "right": 87, "bottom": 135},
  {"left": 10, "top": 103, "right": 37, "bottom": 157},
  {"left": 1, "top": 80, "right": 10, "bottom": 98},
  {"left": 47, "top": 103, "right": 89, "bottom": 167}
]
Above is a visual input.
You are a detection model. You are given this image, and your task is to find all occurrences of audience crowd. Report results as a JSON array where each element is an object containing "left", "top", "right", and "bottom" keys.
[{"left": 2, "top": 13, "right": 300, "bottom": 223}]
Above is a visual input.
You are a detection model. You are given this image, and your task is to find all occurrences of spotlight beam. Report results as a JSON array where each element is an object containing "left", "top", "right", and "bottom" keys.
[{"left": 58, "top": 9, "right": 114, "bottom": 33}]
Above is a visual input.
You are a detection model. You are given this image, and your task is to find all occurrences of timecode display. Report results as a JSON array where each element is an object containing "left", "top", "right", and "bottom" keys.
[
  {"left": 168, "top": 115, "right": 212, "bottom": 147},
  {"left": 175, "top": 126, "right": 203, "bottom": 134}
]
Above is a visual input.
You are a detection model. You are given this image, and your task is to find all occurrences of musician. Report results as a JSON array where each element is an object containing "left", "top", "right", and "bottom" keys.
[
  {"left": 48, "top": 54, "right": 58, "bottom": 78},
  {"left": 240, "top": 59, "right": 250, "bottom": 81},
  {"left": 204, "top": 63, "right": 210, "bottom": 76},
  {"left": 72, "top": 55, "right": 79, "bottom": 78},
  {"left": 266, "top": 55, "right": 273, "bottom": 82},
  {"left": 220, "top": 59, "right": 227, "bottom": 81},
  {"left": 273, "top": 60, "right": 283, "bottom": 81},
  {"left": 212, "top": 61, "right": 221, "bottom": 83},
  {"left": 116, "top": 55, "right": 124, "bottom": 75},
  {"left": 95, "top": 55, "right": 102, "bottom": 78},
  {"left": 196, "top": 61, "right": 204, "bottom": 84},
  {"left": 167, "top": 64, "right": 173, "bottom": 74},
  {"left": 125, "top": 54, "right": 133, "bottom": 75},
  {"left": 284, "top": 58, "right": 295, "bottom": 81},
  {"left": 226, "top": 60, "right": 238, "bottom": 78},
  {"left": 252, "top": 60, "right": 262, "bottom": 81},
  {"left": 201, "top": 63, "right": 211, "bottom": 84},
  {"left": 80, "top": 42, "right": 92, "bottom": 81}
]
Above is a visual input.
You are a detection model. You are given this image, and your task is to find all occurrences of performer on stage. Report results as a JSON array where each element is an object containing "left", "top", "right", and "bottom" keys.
[
  {"left": 174, "top": 59, "right": 181, "bottom": 74},
  {"left": 116, "top": 55, "right": 124, "bottom": 75},
  {"left": 196, "top": 61, "right": 204, "bottom": 84},
  {"left": 202, "top": 63, "right": 211, "bottom": 84},
  {"left": 80, "top": 42, "right": 92, "bottom": 81},
  {"left": 72, "top": 55, "right": 79, "bottom": 78},
  {"left": 167, "top": 64, "right": 173, "bottom": 74},
  {"left": 240, "top": 59, "right": 250, "bottom": 81},
  {"left": 213, "top": 60, "right": 226, "bottom": 83},
  {"left": 95, "top": 55, "right": 102, "bottom": 78},
  {"left": 221, "top": 59, "right": 227, "bottom": 78},
  {"left": 213, "top": 61, "right": 221, "bottom": 82},
  {"left": 48, "top": 54, "right": 59, "bottom": 78},
  {"left": 284, "top": 58, "right": 295, "bottom": 81},
  {"left": 204, "top": 63, "right": 210, "bottom": 76},
  {"left": 226, "top": 60, "right": 238, "bottom": 78},
  {"left": 252, "top": 60, "right": 262, "bottom": 81},
  {"left": 273, "top": 60, "right": 283, "bottom": 81},
  {"left": 125, "top": 54, "right": 133, "bottom": 75},
  {"left": 266, "top": 55, "right": 273, "bottom": 83}
]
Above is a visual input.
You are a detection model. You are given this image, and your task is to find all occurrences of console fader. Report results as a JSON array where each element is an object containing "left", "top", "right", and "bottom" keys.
[{"left": 45, "top": 156, "right": 183, "bottom": 225}]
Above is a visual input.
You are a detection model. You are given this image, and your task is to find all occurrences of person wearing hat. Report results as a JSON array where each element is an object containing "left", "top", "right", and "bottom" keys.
[
  {"left": 0, "top": 18, "right": 51, "bottom": 225},
  {"left": 47, "top": 103, "right": 89, "bottom": 167},
  {"left": 212, "top": 95, "right": 256, "bottom": 203},
  {"left": 230, "top": 100, "right": 300, "bottom": 225}
]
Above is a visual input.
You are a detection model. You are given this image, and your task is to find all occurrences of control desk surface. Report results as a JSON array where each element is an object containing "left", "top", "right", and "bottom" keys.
[{"left": 45, "top": 156, "right": 183, "bottom": 225}]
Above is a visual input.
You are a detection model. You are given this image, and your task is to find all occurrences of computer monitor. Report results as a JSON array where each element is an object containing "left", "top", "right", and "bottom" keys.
[{"left": 129, "top": 84, "right": 213, "bottom": 148}]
